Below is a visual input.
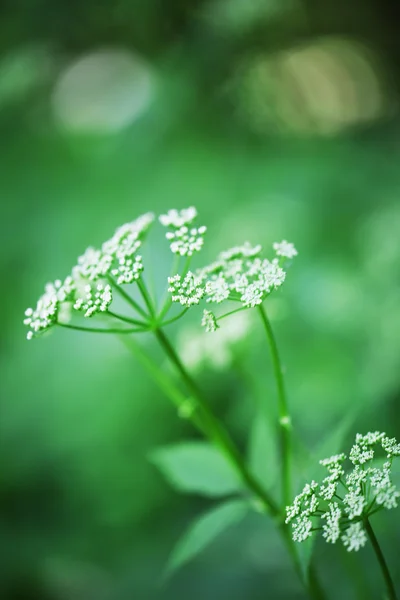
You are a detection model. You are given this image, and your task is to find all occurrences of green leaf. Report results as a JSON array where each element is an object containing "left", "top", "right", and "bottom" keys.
[
  {"left": 165, "top": 499, "right": 249, "bottom": 578},
  {"left": 150, "top": 441, "right": 243, "bottom": 497},
  {"left": 248, "top": 412, "right": 279, "bottom": 493}
]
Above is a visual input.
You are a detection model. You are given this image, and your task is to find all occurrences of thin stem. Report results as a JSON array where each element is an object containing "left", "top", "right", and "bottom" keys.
[
  {"left": 153, "top": 327, "right": 279, "bottom": 516},
  {"left": 118, "top": 328, "right": 327, "bottom": 600},
  {"left": 118, "top": 335, "right": 204, "bottom": 427},
  {"left": 159, "top": 308, "right": 190, "bottom": 327},
  {"left": 257, "top": 304, "right": 292, "bottom": 508},
  {"left": 108, "top": 276, "right": 148, "bottom": 319},
  {"left": 364, "top": 518, "right": 397, "bottom": 600},
  {"left": 57, "top": 322, "right": 146, "bottom": 334},
  {"left": 218, "top": 306, "right": 249, "bottom": 321},
  {"left": 137, "top": 278, "right": 156, "bottom": 317},
  {"left": 107, "top": 310, "right": 148, "bottom": 327}
]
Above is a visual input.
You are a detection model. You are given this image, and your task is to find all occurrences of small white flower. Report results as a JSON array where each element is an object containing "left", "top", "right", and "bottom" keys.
[
  {"left": 219, "top": 242, "right": 262, "bottom": 261},
  {"left": 292, "top": 515, "right": 313, "bottom": 542},
  {"left": 343, "top": 491, "right": 366, "bottom": 519},
  {"left": 74, "top": 283, "right": 113, "bottom": 317},
  {"left": 168, "top": 225, "right": 207, "bottom": 257},
  {"left": 341, "top": 522, "right": 367, "bottom": 552},
  {"left": 168, "top": 272, "right": 204, "bottom": 306},
  {"left": 201, "top": 310, "right": 218, "bottom": 333},
  {"left": 24, "top": 277, "right": 76, "bottom": 339},
  {"left": 322, "top": 502, "right": 341, "bottom": 543},
  {"left": 205, "top": 274, "right": 231, "bottom": 304},
  {"left": 273, "top": 240, "right": 298, "bottom": 259},
  {"left": 375, "top": 485, "right": 400, "bottom": 510},
  {"left": 381, "top": 436, "right": 400, "bottom": 457},
  {"left": 159, "top": 207, "right": 197, "bottom": 228}
]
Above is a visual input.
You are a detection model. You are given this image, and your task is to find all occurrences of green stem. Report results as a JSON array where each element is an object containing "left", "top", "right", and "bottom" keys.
[
  {"left": 118, "top": 336, "right": 203, "bottom": 426},
  {"left": 364, "top": 518, "right": 397, "bottom": 600},
  {"left": 119, "top": 329, "right": 326, "bottom": 600},
  {"left": 107, "top": 310, "right": 148, "bottom": 327},
  {"left": 218, "top": 306, "right": 249, "bottom": 321},
  {"left": 257, "top": 304, "right": 292, "bottom": 508},
  {"left": 153, "top": 327, "right": 279, "bottom": 516},
  {"left": 57, "top": 322, "right": 146, "bottom": 334},
  {"left": 108, "top": 276, "right": 148, "bottom": 319},
  {"left": 159, "top": 308, "right": 190, "bottom": 327},
  {"left": 137, "top": 278, "right": 156, "bottom": 317}
]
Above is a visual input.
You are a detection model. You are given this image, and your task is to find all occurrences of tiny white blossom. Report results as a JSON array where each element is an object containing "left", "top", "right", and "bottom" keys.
[
  {"left": 322, "top": 502, "right": 341, "bottom": 543},
  {"left": 167, "top": 225, "right": 207, "bottom": 257},
  {"left": 219, "top": 242, "right": 262, "bottom": 261},
  {"left": 292, "top": 515, "right": 313, "bottom": 542},
  {"left": 341, "top": 522, "right": 367, "bottom": 552},
  {"left": 168, "top": 272, "right": 204, "bottom": 306},
  {"left": 349, "top": 444, "right": 374, "bottom": 465},
  {"left": 159, "top": 207, "right": 197, "bottom": 228},
  {"left": 24, "top": 277, "right": 76, "bottom": 339},
  {"left": 381, "top": 436, "right": 400, "bottom": 457},
  {"left": 273, "top": 240, "right": 298, "bottom": 259},
  {"left": 201, "top": 310, "right": 218, "bottom": 333},
  {"left": 205, "top": 275, "right": 231, "bottom": 304},
  {"left": 74, "top": 283, "right": 113, "bottom": 317},
  {"left": 375, "top": 485, "right": 400, "bottom": 510},
  {"left": 343, "top": 491, "right": 366, "bottom": 519}
]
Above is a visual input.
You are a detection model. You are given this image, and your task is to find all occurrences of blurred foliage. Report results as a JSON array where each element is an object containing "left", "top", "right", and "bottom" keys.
[{"left": 2, "top": 0, "right": 400, "bottom": 598}]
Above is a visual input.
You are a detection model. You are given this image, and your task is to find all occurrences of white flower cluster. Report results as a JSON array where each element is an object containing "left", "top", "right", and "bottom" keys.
[
  {"left": 73, "top": 213, "right": 154, "bottom": 283},
  {"left": 169, "top": 240, "right": 295, "bottom": 311},
  {"left": 285, "top": 432, "right": 400, "bottom": 552},
  {"left": 167, "top": 272, "right": 204, "bottom": 306},
  {"left": 159, "top": 207, "right": 207, "bottom": 257},
  {"left": 24, "top": 212, "right": 155, "bottom": 340},
  {"left": 73, "top": 283, "right": 113, "bottom": 318},
  {"left": 201, "top": 309, "right": 218, "bottom": 333},
  {"left": 24, "top": 277, "right": 76, "bottom": 340}
]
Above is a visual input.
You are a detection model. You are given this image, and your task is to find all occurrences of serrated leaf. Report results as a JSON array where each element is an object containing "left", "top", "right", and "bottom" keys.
[
  {"left": 165, "top": 499, "right": 249, "bottom": 578},
  {"left": 150, "top": 441, "right": 243, "bottom": 497},
  {"left": 248, "top": 412, "right": 279, "bottom": 493}
]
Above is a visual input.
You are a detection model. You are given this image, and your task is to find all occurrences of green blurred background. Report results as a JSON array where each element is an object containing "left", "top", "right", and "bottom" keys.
[{"left": 2, "top": 0, "right": 400, "bottom": 597}]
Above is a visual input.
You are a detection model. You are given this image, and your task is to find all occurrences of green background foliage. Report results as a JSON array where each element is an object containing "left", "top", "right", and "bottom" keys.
[{"left": 1, "top": 0, "right": 400, "bottom": 597}]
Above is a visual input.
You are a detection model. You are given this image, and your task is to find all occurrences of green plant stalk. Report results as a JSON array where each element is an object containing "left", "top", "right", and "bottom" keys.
[
  {"left": 364, "top": 518, "right": 398, "bottom": 600},
  {"left": 153, "top": 326, "right": 279, "bottom": 516},
  {"left": 257, "top": 304, "right": 292, "bottom": 508},
  {"left": 118, "top": 281, "right": 325, "bottom": 599},
  {"left": 137, "top": 278, "right": 156, "bottom": 317},
  {"left": 58, "top": 322, "right": 146, "bottom": 334},
  {"left": 120, "top": 330, "right": 326, "bottom": 600},
  {"left": 108, "top": 276, "right": 149, "bottom": 319}
]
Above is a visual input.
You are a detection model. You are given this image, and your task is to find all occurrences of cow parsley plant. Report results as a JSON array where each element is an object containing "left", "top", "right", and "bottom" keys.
[{"left": 286, "top": 432, "right": 400, "bottom": 552}]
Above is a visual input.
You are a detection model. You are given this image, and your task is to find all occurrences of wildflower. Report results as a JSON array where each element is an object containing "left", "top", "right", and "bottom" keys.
[
  {"left": 341, "top": 523, "right": 367, "bottom": 552},
  {"left": 273, "top": 240, "right": 298, "bottom": 259},
  {"left": 189, "top": 241, "right": 292, "bottom": 311},
  {"left": 201, "top": 310, "right": 218, "bottom": 333},
  {"left": 167, "top": 272, "right": 204, "bottom": 306},
  {"left": 159, "top": 207, "right": 207, "bottom": 256},
  {"left": 285, "top": 432, "right": 400, "bottom": 552},
  {"left": 73, "top": 283, "right": 113, "bottom": 318},
  {"left": 24, "top": 277, "right": 75, "bottom": 340}
]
